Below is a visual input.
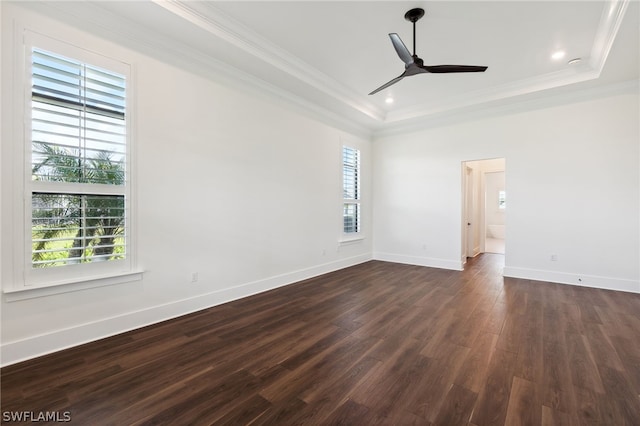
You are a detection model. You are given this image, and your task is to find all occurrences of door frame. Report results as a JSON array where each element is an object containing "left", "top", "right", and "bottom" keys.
[{"left": 462, "top": 158, "right": 506, "bottom": 264}]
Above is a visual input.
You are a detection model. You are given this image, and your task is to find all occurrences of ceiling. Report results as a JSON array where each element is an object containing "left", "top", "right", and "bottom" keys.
[{"left": 22, "top": 1, "right": 640, "bottom": 135}]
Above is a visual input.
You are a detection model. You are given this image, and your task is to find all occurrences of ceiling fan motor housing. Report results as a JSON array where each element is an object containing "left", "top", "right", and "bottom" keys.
[{"left": 404, "top": 8, "right": 425, "bottom": 23}]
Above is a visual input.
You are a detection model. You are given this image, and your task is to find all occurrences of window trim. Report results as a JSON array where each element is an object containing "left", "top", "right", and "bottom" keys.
[
  {"left": 4, "top": 28, "right": 139, "bottom": 294},
  {"left": 3, "top": 271, "right": 143, "bottom": 302},
  {"left": 341, "top": 144, "right": 362, "bottom": 240}
]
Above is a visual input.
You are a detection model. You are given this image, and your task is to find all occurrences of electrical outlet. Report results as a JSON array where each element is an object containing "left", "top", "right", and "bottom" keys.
[
  {"left": 190, "top": 272, "right": 199, "bottom": 283},
  {"left": 550, "top": 254, "right": 558, "bottom": 261}
]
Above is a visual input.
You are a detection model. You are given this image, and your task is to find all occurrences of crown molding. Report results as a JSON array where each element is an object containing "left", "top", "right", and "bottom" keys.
[
  {"left": 374, "top": 79, "right": 639, "bottom": 139},
  {"left": 151, "top": 0, "right": 386, "bottom": 123},
  {"left": 590, "top": 0, "right": 630, "bottom": 74},
  {"left": 385, "top": 65, "right": 599, "bottom": 124}
]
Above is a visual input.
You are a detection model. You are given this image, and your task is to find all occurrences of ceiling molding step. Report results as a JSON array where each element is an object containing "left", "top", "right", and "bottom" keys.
[
  {"left": 374, "top": 79, "right": 639, "bottom": 140},
  {"left": 385, "top": 65, "right": 599, "bottom": 123},
  {"left": 151, "top": 0, "right": 386, "bottom": 122},
  {"left": 589, "top": 0, "right": 630, "bottom": 74}
]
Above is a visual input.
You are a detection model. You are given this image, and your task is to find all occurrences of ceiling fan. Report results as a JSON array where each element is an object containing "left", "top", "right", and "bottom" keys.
[{"left": 369, "top": 7, "right": 487, "bottom": 95}]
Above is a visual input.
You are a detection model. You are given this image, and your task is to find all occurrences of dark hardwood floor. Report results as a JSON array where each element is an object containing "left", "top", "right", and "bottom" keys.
[{"left": 3, "top": 255, "right": 640, "bottom": 425}]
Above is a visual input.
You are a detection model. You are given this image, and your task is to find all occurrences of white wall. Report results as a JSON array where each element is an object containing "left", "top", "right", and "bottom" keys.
[
  {"left": 2, "top": 2, "right": 639, "bottom": 367},
  {"left": 373, "top": 88, "right": 639, "bottom": 292},
  {"left": 0, "top": 4, "right": 372, "bottom": 365}
]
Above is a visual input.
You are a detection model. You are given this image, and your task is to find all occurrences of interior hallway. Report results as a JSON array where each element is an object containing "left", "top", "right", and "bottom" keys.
[{"left": 485, "top": 237, "right": 505, "bottom": 254}]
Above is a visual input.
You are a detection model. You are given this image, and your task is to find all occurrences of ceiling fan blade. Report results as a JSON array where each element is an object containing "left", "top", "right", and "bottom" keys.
[
  {"left": 389, "top": 33, "right": 413, "bottom": 66},
  {"left": 368, "top": 72, "right": 407, "bottom": 95},
  {"left": 422, "top": 65, "right": 488, "bottom": 73}
]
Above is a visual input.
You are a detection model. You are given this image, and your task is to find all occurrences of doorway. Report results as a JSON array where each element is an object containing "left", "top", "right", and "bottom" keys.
[
  {"left": 461, "top": 158, "right": 506, "bottom": 263},
  {"left": 484, "top": 170, "right": 506, "bottom": 254}
]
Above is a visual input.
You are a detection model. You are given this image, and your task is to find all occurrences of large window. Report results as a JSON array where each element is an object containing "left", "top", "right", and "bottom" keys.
[
  {"left": 14, "top": 37, "right": 135, "bottom": 290},
  {"left": 31, "top": 48, "right": 127, "bottom": 268},
  {"left": 342, "top": 145, "right": 360, "bottom": 234}
]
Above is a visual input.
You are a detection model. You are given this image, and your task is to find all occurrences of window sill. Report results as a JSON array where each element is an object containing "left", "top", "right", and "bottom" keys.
[
  {"left": 3, "top": 270, "right": 144, "bottom": 302},
  {"left": 339, "top": 235, "right": 365, "bottom": 245}
]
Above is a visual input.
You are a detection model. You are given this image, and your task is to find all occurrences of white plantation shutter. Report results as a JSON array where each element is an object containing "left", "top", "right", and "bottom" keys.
[
  {"left": 31, "top": 193, "right": 126, "bottom": 267},
  {"left": 29, "top": 48, "right": 129, "bottom": 270},
  {"left": 342, "top": 146, "right": 360, "bottom": 234},
  {"left": 31, "top": 49, "right": 126, "bottom": 184}
]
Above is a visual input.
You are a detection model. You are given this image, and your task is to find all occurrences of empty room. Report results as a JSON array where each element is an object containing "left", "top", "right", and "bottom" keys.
[{"left": 1, "top": 1, "right": 639, "bottom": 425}]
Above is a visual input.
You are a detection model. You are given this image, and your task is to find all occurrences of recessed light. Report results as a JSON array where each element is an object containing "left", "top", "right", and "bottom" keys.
[
  {"left": 385, "top": 96, "right": 394, "bottom": 104},
  {"left": 551, "top": 50, "right": 566, "bottom": 60},
  {"left": 567, "top": 58, "right": 582, "bottom": 65}
]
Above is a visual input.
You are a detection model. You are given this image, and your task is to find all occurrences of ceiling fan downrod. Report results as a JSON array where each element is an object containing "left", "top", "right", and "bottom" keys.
[{"left": 404, "top": 8, "right": 425, "bottom": 57}]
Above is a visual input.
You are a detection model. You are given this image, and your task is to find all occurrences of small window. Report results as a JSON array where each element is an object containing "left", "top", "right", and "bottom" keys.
[{"left": 342, "top": 146, "right": 360, "bottom": 234}]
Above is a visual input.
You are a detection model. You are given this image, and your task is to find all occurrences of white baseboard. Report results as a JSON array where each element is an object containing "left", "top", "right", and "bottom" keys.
[
  {"left": 502, "top": 266, "right": 640, "bottom": 294},
  {"left": 1, "top": 254, "right": 372, "bottom": 367},
  {"left": 373, "top": 252, "right": 464, "bottom": 271}
]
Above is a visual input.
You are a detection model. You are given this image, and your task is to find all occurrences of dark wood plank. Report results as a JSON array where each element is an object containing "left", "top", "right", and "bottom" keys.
[
  {"left": 503, "top": 376, "right": 540, "bottom": 426},
  {"left": 3, "top": 254, "right": 640, "bottom": 425},
  {"left": 409, "top": 341, "right": 471, "bottom": 421},
  {"left": 541, "top": 405, "right": 571, "bottom": 426},
  {"left": 470, "top": 349, "right": 518, "bottom": 426},
  {"left": 515, "top": 300, "right": 544, "bottom": 383},
  {"left": 432, "top": 383, "right": 477, "bottom": 426},
  {"left": 321, "top": 398, "right": 372, "bottom": 425},
  {"left": 454, "top": 331, "right": 499, "bottom": 393},
  {"left": 597, "top": 365, "right": 640, "bottom": 425},
  {"left": 213, "top": 394, "right": 272, "bottom": 425},
  {"left": 246, "top": 397, "right": 307, "bottom": 425},
  {"left": 565, "top": 332, "right": 605, "bottom": 393}
]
